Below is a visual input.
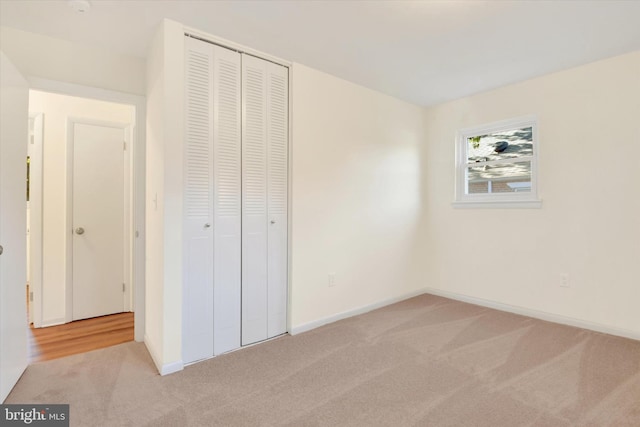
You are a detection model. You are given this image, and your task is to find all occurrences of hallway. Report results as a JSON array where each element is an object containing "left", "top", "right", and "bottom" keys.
[{"left": 28, "top": 312, "right": 134, "bottom": 363}]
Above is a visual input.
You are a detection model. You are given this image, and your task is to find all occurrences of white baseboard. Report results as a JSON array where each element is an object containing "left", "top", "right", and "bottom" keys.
[
  {"left": 290, "top": 286, "right": 640, "bottom": 341},
  {"left": 144, "top": 334, "right": 162, "bottom": 372},
  {"left": 40, "top": 317, "right": 65, "bottom": 328},
  {"left": 144, "top": 334, "right": 184, "bottom": 376},
  {"left": 159, "top": 360, "right": 184, "bottom": 376},
  {"left": 290, "top": 288, "right": 427, "bottom": 335},
  {"left": 422, "top": 287, "right": 640, "bottom": 341}
]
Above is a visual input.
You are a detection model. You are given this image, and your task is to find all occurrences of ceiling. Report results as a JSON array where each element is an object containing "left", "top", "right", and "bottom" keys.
[{"left": 1, "top": 0, "right": 639, "bottom": 106}]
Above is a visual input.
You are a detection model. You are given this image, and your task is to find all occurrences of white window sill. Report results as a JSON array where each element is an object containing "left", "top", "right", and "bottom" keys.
[{"left": 452, "top": 199, "right": 542, "bottom": 209}]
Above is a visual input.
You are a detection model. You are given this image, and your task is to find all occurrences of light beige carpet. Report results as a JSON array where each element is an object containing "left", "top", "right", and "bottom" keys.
[{"left": 6, "top": 294, "right": 640, "bottom": 426}]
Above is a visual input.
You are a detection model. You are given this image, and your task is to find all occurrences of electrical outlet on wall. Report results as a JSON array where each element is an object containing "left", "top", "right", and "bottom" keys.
[
  {"left": 560, "top": 274, "right": 570, "bottom": 288},
  {"left": 328, "top": 273, "right": 336, "bottom": 287}
]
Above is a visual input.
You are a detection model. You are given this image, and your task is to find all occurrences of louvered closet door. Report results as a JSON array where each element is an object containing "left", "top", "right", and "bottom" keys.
[
  {"left": 183, "top": 37, "right": 242, "bottom": 363},
  {"left": 266, "top": 62, "right": 289, "bottom": 338},
  {"left": 242, "top": 54, "right": 289, "bottom": 345},
  {"left": 184, "top": 37, "right": 215, "bottom": 364},
  {"left": 212, "top": 46, "right": 242, "bottom": 355}
]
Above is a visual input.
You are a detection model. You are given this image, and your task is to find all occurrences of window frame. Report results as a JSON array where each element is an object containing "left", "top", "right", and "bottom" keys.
[{"left": 453, "top": 115, "right": 541, "bottom": 209}]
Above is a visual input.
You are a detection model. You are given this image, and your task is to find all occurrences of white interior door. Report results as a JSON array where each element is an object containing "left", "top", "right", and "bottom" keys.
[
  {"left": 0, "top": 52, "right": 29, "bottom": 403},
  {"left": 183, "top": 37, "right": 242, "bottom": 364},
  {"left": 71, "top": 121, "right": 126, "bottom": 321},
  {"left": 183, "top": 37, "right": 215, "bottom": 363},
  {"left": 242, "top": 54, "right": 289, "bottom": 345},
  {"left": 266, "top": 63, "right": 289, "bottom": 338},
  {"left": 242, "top": 54, "right": 269, "bottom": 345},
  {"left": 211, "top": 44, "right": 242, "bottom": 356}
]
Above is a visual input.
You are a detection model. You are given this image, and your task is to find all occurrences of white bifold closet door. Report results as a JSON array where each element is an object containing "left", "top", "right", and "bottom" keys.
[
  {"left": 183, "top": 37, "right": 242, "bottom": 364},
  {"left": 241, "top": 54, "right": 289, "bottom": 345}
]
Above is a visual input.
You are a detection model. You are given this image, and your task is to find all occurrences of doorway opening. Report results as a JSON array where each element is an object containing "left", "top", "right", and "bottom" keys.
[{"left": 26, "top": 89, "right": 139, "bottom": 362}]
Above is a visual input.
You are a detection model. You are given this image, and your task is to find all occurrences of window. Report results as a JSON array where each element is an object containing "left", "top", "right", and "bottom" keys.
[{"left": 454, "top": 115, "right": 541, "bottom": 208}]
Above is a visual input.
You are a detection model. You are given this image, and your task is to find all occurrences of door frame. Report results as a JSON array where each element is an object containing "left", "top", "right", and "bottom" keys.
[
  {"left": 66, "top": 117, "right": 133, "bottom": 322},
  {"left": 28, "top": 112, "right": 44, "bottom": 328},
  {"left": 28, "top": 77, "right": 146, "bottom": 342}
]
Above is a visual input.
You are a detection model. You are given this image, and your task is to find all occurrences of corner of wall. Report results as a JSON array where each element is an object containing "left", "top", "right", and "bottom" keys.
[
  {"left": 144, "top": 18, "right": 167, "bottom": 372},
  {"left": 420, "top": 51, "right": 640, "bottom": 336},
  {"left": 144, "top": 333, "right": 183, "bottom": 375},
  {"left": 289, "top": 64, "right": 428, "bottom": 328},
  {"left": 160, "top": 17, "right": 185, "bottom": 366},
  {"left": 145, "top": 17, "right": 186, "bottom": 368}
]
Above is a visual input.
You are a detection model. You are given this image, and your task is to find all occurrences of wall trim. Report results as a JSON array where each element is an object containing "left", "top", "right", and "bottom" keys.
[
  {"left": 290, "top": 288, "right": 427, "bottom": 335},
  {"left": 40, "top": 317, "right": 65, "bottom": 328},
  {"left": 27, "top": 77, "right": 145, "bottom": 105},
  {"left": 144, "top": 334, "right": 184, "bottom": 376},
  {"left": 422, "top": 287, "right": 640, "bottom": 341},
  {"left": 159, "top": 360, "right": 184, "bottom": 376},
  {"left": 285, "top": 62, "right": 295, "bottom": 336},
  {"left": 290, "top": 286, "right": 640, "bottom": 341},
  {"left": 452, "top": 200, "right": 542, "bottom": 209},
  {"left": 28, "top": 112, "right": 44, "bottom": 328},
  {"left": 183, "top": 25, "right": 291, "bottom": 68},
  {"left": 143, "top": 334, "right": 161, "bottom": 371}
]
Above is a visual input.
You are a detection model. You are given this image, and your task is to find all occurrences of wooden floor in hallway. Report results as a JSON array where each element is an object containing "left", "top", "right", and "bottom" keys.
[{"left": 28, "top": 312, "right": 134, "bottom": 363}]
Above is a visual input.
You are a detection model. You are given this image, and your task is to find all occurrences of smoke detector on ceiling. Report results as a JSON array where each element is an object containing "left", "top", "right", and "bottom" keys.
[{"left": 68, "top": 0, "right": 91, "bottom": 13}]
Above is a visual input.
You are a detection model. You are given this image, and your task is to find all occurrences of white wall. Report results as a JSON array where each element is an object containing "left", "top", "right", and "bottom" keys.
[
  {"left": 290, "top": 64, "right": 427, "bottom": 330},
  {"left": 145, "top": 19, "right": 184, "bottom": 374},
  {"left": 145, "top": 19, "right": 165, "bottom": 371},
  {"left": 28, "top": 91, "right": 134, "bottom": 326},
  {"left": 0, "top": 51, "right": 29, "bottom": 404},
  {"left": 0, "top": 26, "right": 145, "bottom": 96},
  {"left": 423, "top": 51, "right": 640, "bottom": 336}
]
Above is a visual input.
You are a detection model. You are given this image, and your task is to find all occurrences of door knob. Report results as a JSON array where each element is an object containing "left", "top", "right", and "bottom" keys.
[
  {"left": 0, "top": 245, "right": 3, "bottom": 255},
  {"left": 270, "top": 220, "right": 276, "bottom": 224},
  {"left": 204, "top": 223, "right": 211, "bottom": 228},
  {"left": 75, "top": 227, "right": 85, "bottom": 235}
]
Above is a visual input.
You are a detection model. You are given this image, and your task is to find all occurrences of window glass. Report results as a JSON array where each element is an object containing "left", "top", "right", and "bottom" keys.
[
  {"left": 455, "top": 116, "right": 539, "bottom": 207},
  {"left": 467, "top": 127, "right": 533, "bottom": 163},
  {"left": 467, "top": 161, "right": 531, "bottom": 194}
]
